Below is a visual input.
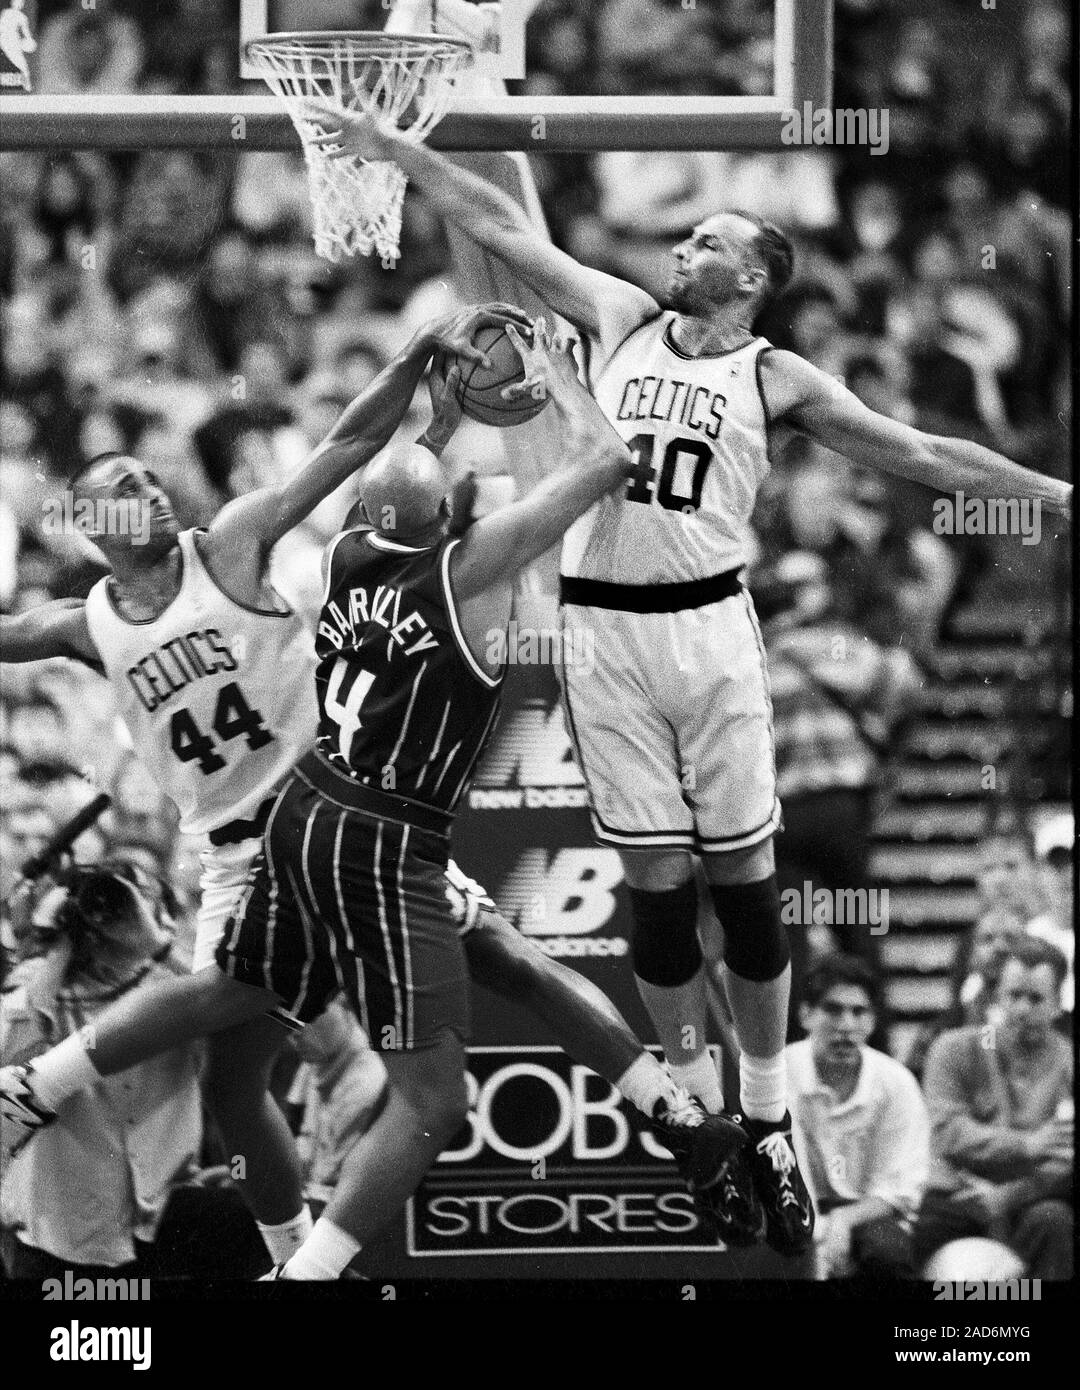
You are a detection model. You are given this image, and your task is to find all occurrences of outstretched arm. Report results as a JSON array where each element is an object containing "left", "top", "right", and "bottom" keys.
[
  {"left": 451, "top": 323, "right": 632, "bottom": 598},
  {"left": 206, "top": 304, "right": 527, "bottom": 567},
  {"left": 304, "top": 105, "right": 659, "bottom": 355},
  {"left": 0, "top": 600, "right": 98, "bottom": 665},
  {"left": 765, "top": 350, "right": 1071, "bottom": 517}
]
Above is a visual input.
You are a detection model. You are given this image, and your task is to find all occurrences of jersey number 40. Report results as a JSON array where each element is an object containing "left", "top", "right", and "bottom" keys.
[
  {"left": 625, "top": 434, "right": 714, "bottom": 512},
  {"left": 170, "top": 681, "right": 274, "bottom": 775}
]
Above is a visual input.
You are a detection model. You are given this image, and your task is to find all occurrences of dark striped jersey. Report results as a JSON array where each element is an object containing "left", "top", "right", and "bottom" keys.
[{"left": 313, "top": 527, "right": 504, "bottom": 812}]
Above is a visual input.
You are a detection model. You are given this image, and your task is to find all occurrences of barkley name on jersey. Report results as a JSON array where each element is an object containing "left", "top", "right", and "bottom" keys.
[{"left": 314, "top": 527, "right": 504, "bottom": 813}]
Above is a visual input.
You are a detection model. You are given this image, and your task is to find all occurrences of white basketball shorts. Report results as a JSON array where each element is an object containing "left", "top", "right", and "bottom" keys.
[
  {"left": 558, "top": 588, "right": 781, "bottom": 854},
  {"left": 193, "top": 837, "right": 264, "bottom": 972}
]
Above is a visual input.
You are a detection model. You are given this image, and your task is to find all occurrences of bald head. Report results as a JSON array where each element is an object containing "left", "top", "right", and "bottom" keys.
[{"left": 359, "top": 443, "right": 447, "bottom": 541}]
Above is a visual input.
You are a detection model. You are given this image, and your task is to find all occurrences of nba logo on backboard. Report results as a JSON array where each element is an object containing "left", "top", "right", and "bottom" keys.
[{"left": 0, "top": 0, "right": 37, "bottom": 91}]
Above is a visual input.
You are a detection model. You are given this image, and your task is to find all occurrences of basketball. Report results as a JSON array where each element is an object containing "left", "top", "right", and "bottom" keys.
[{"left": 436, "top": 321, "right": 550, "bottom": 427}]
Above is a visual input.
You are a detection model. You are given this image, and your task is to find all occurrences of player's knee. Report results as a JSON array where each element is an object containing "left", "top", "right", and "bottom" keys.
[
  {"left": 401, "top": 1031, "right": 469, "bottom": 1139},
  {"left": 709, "top": 876, "right": 790, "bottom": 982},
  {"left": 702, "top": 838, "right": 775, "bottom": 885},
  {"left": 414, "top": 1067, "right": 469, "bottom": 1143},
  {"left": 621, "top": 850, "right": 692, "bottom": 893},
  {"left": 628, "top": 879, "right": 701, "bottom": 987}
]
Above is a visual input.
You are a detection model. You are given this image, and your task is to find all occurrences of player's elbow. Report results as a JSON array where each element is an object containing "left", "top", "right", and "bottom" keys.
[{"left": 909, "top": 432, "right": 946, "bottom": 474}]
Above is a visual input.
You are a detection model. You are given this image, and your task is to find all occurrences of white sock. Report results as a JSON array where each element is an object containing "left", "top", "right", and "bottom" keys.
[
  {"left": 740, "top": 1050, "right": 786, "bottom": 1124},
  {"left": 669, "top": 1053, "right": 723, "bottom": 1114},
  {"left": 616, "top": 1052, "right": 678, "bottom": 1117},
  {"left": 28, "top": 1029, "right": 99, "bottom": 1111},
  {"left": 257, "top": 1205, "right": 314, "bottom": 1265},
  {"left": 280, "top": 1215, "right": 360, "bottom": 1280}
]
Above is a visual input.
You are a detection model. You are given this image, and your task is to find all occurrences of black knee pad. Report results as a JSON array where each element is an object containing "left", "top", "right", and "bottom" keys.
[
  {"left": 709, "top": 876, "right": 789, "bottom": 982},
  {"left": 628, "top": 879, "right": 701, "bottom": 987}
]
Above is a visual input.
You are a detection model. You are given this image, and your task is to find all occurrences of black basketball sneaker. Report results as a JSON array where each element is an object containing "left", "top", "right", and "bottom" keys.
[
  {"left": 741, "top": 1111, "right": 815, "bottom": 1256},
  {"left": 648, "top": 1095, "right": 765, "bottom": 1247}
]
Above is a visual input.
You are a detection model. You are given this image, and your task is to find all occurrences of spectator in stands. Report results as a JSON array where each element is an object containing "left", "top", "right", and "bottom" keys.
[
  {"left": 5, "top": 698, "right": 66, "bottom": 764},
  {"left": 0, "top": 804, "right": 53, "bottom": 904},
  {"left": 827, "top": 179, "right": 907, "bottom": 334},
  {"left": 179, "top": 229, "right": 284, "bottom": 374},
  {"left": 951, "top": 905, "right": 1028, "bottom": 1030},
  {"left": 1027, "top": 843, "right": 1073, "bottom": 1016},
  {"left": 905, "top": 901, "right": 1027, "bottom": 1082},
  {"left": 783, "top": 284, "right": 856, "bottom": 378},
  {"left": 33, "top": 156, "right": 100, "bottom": 266},
  {"left": 975, "top": 831, "right": 1051, "bottom": 930},
  {"left": 915, "top": 937, "right": 1073, "bottom": 1279},
  {"left": 139, "top": 0, "right": 239, "bottom": 97},
  {"left": 788, "top": 955, "right": 930, "bottom": 1279},
  {"left": 0, "top": 861, "right": 201, "bottom": 1278},
  {"left": 36, "top": 1, "right": 144, "bottom": 97}
]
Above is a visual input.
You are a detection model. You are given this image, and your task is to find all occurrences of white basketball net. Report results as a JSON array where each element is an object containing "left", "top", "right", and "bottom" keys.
[{"left": 245, "top": 32, "right": 473, "bottom": 266}]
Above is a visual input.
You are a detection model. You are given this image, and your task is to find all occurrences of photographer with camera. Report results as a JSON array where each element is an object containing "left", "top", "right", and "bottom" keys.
[{"left": 0, "top": 853, "right": 202, "bottom": 1280}]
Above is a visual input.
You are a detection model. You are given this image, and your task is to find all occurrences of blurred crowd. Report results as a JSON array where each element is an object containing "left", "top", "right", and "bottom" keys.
[{"left": 0, "top": 0, "right": 1073, "bottom": 1282}]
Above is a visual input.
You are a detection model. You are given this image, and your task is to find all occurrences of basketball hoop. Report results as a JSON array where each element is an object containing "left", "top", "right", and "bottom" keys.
[{"left": 244, "top": 31, "right": 473, "bottom": 267}]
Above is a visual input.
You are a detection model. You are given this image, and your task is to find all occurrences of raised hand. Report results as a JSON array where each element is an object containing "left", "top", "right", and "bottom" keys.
[
  {"left": 501, "top": 317, "right": 582, "bottom": 404},
  {"left": 298, "top": 101, "right": 395, "bottom": 162},
  {"left": 418, "top": 357, "right": 463, "bottom": 457},
  {"left": 429, "top": 302, "right": 533, "bottom": 369}
]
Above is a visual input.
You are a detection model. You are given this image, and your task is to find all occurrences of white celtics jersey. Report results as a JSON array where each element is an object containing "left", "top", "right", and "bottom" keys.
[
  {"left": 84, "top": 529, "right": 318, "bottom": 835},
  {"left": 562, "top": 313, "right": 772, "bottom": 584}
]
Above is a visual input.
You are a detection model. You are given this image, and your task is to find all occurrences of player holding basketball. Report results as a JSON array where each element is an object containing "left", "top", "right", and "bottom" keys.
[
  {"left": 0, "top": 304, "right": 517, "bottom": 1264},
  {"left": 308, "top": 105, "right": 1073, "bottom": 1256},
  {"left": 2, "top": 319, "right": 747, "bottom": 1267},
  {"left": 216, "top": 323, "right": 746, "bottom": 1279}
]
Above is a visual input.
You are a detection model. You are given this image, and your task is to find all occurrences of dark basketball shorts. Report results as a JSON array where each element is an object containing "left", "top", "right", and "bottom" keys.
[{"left": 215, "top": 754, "right": 471, "bottom": 1051}]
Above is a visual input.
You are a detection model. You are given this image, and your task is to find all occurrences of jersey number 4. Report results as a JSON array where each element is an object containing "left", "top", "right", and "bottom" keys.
[
  {"left": 170, "top": 681, "right": 274, "bottom": 775},
  {"left": 324, "top": 659, "right": 375, "bottom": 763}
]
